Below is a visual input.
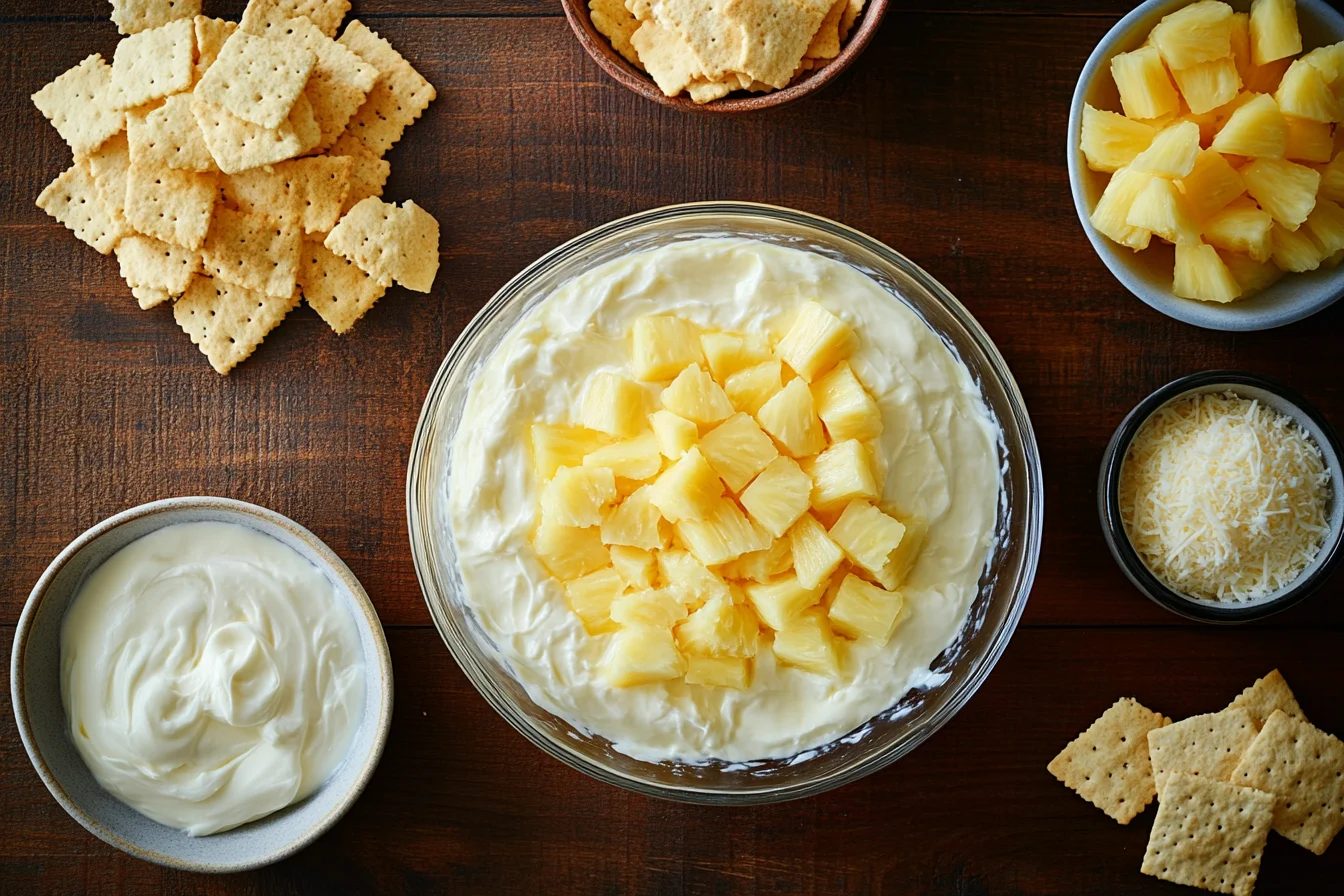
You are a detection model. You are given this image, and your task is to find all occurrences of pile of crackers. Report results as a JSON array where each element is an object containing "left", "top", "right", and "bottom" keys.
[
  {"left": 1048, "top": 671, "right": 1344, "bottom": 895},
  {"left": 32, "top": 0, "right": 439, "bottom": 374},
  {"left": 590, "top": 0, "right": 867, "bottom": 104}
]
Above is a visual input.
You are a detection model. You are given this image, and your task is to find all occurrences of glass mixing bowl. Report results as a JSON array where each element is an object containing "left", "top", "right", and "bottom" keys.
[{"left": 407, "top": 202, "right": 1043, "bottom": 803}]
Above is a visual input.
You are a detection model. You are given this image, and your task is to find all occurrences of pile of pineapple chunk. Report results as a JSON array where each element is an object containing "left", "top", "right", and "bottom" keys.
[
  {"left": 529, "top": 302, "right": 924, "bottom": 691},
  {"left": 1081, "top": 0, "right": 1344, "bottom": 303}
]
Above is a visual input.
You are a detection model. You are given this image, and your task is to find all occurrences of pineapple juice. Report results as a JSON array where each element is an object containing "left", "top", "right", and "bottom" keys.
[{"left": 448, "top": 238, "right": 1001, "bottom": 763}]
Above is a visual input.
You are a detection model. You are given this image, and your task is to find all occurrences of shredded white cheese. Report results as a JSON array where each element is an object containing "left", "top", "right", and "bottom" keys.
[{"left": 1118, "top": 392, "right": 1331, "bottom": 602}]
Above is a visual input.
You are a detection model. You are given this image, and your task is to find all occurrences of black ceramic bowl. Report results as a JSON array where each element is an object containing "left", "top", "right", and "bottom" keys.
[{"left": 1099, "top": 371, "right": 1344, "bottom": 623}]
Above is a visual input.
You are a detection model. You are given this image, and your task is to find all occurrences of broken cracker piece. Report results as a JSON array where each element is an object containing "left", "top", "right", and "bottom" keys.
[
  {"left": 191, "top": 92, "right": 321, "bottom": 174},
  {"left": 32, "top": 54, "right": 125, "bottom": 159},
  {"left": 1148, "top": 708, "right": 1258, "bottom": 796},
  {"left": 201, "top": 206, "right": 302, "bottom": 298},
  {"left": 1141, "top": 772, "right": 1273, "bottom": 896},
  {"left": 1231, "top": 709, "right": 1344, "bottom": 855},
  {"left": 299, "top": 238, "right": 387, "bottom": 334},
  {"left": 108, "top": 18, "right": 194, "bottom": 110},
  {"left": 36, "top": 163, "right": 128, "bottom": 254},
  {"left": 174, "top": 275, "right": 300, "bottom": 374},
  {"left": 116, "top": 233, "right": 201, "bottom": 295},
  {"left": 194, "top": 30, "right": 316, "bottom": 130},
  {"left": 1047, "top": 697, "right": 1172, "bottom": 824},
  {"left": 340, "top": 147, "right": 390, "bottom": 213},
  {"left": 1228, "top": 670, "right": 1308, "bottom": 730},
  {"left": 240, "top": 0, "right": 351, "bottom": 39},
  {"left": 333, "top": 21, "right": 436, "bottom": 158},
  {"left": 127, "top": 93, "right": 218, "bottom": 172},
  {"left": 131, "top": 283, "right": 174, "bottom": 309},
  {"left": 324, "top": 196, "right": 439, "bottom": 293},
  {"left": 110, "top": 0, "right": 201, "bottom": 36}
]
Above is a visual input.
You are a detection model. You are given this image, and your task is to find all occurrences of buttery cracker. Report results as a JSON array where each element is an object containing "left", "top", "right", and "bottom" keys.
[
  {"left": 240, "top": 0, "right": 351, "bottom": 39},
  {"left": 123, "top": 163, "right": 217, "bottom": 249},
  {"left": 333, "top": 21, "right": 436, "bottom": 158},
  {"left": 323, "top": 196, "right": 439, "bottom": 293},
  {"left": 1140, "top": 772, "right": 1273, "bottom": 896},
  {"left": 86, "top": 132, "right": 133, "bottom": 221},
  {"left": 116, "top": 233, "right": 201, "bottom": 295},
  {"left": 733, "top": 0, "right": 835, "bottom": 89},
  {"left": 1148, "top": 709, "right": 1258, "bottom": 796},
  {"left": 340, "top": 148, "right": 390, "bottom": 213},
  {"left": 222, "top": 155, "right": 353, "bottom": 234},
  {"left": 131, "top": 283, "right": 173, "bottom": 309},
  {"left": 201, "top": 206, "right": 302, "bottom": 298},
  {"left": 36, "top": 163, "right": 128, "bottom": 254},
  {"left": 174, "top": 276, "right": 300, "bottom": 374},
  {"left": 590, "top": 0, "right": 643, "bottom": 69},
  {"left": 31, "top": 54, "right": 125, "bottom": 159},
  {"left": 1231, "top": 710, "right": 1344, "bottom": 855},
  {"left": 108, "top": 18, "right": 194, "bottom": 110},
  {"left": 1047, "top": 697, "right": 1172, "bottom": 824},
  {"left": 1227, "top": 670, "right": 1308, "bottom": 729},
  {"left": 806, "top": 0, "right": 848, "bottom": 62},
  {"left": 110, "top": 0, "right": 201, "bottom": 36},
  {"left": 191, "top": 92, "right": 321, "bottom": 174},
  {"left": 299, "top": 238, "right": 387, "bottom": 334},
  {"left": 630, "top": 21, "right": 707, "bottom": 98},
  {"left": 193, "top": 16, "right": 238, "bottom": 84},
  {"left": 194, "top": 30, "right": 316, "bottom": 129},
  {"left": 127, "top": 93, "right": 218, "bottom": 172}
]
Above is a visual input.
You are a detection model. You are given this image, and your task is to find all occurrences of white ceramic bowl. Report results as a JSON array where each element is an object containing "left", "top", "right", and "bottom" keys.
[
  {"left": 1068, "top": 0, "right": 1344, "bottom": 331},
  {"left": 9, "top": 497, "right": 394, "bottom": 872}
]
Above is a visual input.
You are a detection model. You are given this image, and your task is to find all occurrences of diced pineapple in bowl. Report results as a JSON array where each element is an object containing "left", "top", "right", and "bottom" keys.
[{"left": 1069, "top": 0, "right": 1344, "bottom": 330}]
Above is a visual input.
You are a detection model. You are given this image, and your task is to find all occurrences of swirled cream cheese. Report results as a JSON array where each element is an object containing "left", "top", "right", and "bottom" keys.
[
  {"left": 449, "top": 238, "right": 1001, "bottom": 763},
  {"left": 61, "top": 521, "right": 365, "bottom": 836}
]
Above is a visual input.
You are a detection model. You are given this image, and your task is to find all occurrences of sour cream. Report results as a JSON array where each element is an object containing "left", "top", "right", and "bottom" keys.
[
  {"left": 448, "top": 238, "right": 1002, "bottom": 763},
  {"left": 61, "top": 521, "right": 365, "bottom": 836}
]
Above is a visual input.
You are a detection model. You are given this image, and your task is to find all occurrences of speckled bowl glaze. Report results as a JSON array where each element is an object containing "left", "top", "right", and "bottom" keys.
[
  {"left": 1068, "top": 0, "right": 1344, "bottom": 331},
  {"left": 9, "top": 497, "right": 394, "bottom": 873}
]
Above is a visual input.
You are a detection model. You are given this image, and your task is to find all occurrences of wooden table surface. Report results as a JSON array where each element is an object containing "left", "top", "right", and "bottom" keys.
[{"left": 3, "top": 1, "right": 1343, "bottom": 893}]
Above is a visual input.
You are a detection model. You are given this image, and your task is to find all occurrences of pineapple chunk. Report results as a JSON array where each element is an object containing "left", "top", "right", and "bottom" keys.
[
  {"left": 565, "top": 568, "right": 625, "bottom": 635},
  {"left": 744, "top": 572, "right": 824, "bottom": 631},
  {"left": 1241, "top": 157, "right": 1321, "bottom": 230},
  {"left": 1176, "top": 149, "right": 1246, "bottom": 221},
  {"left": 647, "top": 447, "right": 724, "bottom": 522},
  {"left": 661, "top": 364, "right": 734, "bottom": 425},
  {"left": 1081, "top": 104, "right": 1157, "bottom": 173},
  {"left": 1269, "top": 223, "right": 1327, "bottom": 271},
  {"left": 1202, "top": 198, "right": 1274, "bottom": 261},
  {"left": 1220, "top": 249, "right": 1285, "bottom": 295},
  {"left": 771, "top": 608, "right": 841, "bottom": 677},
  {"left": 701, "top": 332, "right": 772, "bottom": 382},
  {"left": 657, "top": 549, "right": 731, "bottom": 606},
  {"left": 828, "top": 574, "right": 906, "bottom": 644},
  {"left": 531, "top": 424, "right": 610, "bottom": 481},
  {"left": 1111, "top": 45, "right": 1182, "bottom": 120},
  {"left": 581, "top": 372, "right": 646, "bottom": 437},
  {"left": 811, "top": 361, "right": 883, "bottom": 442},
  {"left": 1127, "top": 176, "right": 1202, "bottom": 245},
  {"left": 756, "top": 378, "right": 826, "bottom": 457},
  {"left": 809, "top": 439, "right": 881, "bottom": 511},
  {"left": 1130, "top": 121, "right": 1203, "bottom": 178},
  {"left": 605, "top": 625, "right": 685, "bottom": 687},
  {"left": 1210, "top": 94, "right": 1287, "bottom": 158},
  {"left": 698, "top": 412, "right": 779, "bottom": 492},
  {"left": 1249, "top": 0, "right": 1301, "bottom": 65},
  {"left": 533, "top": 519, "right": 610, "bottom": 580},
  {"left": 1301, "top": 42, "right": 1344, "bottom": 85},
  {"left": 1150, "top": 0, "right": 1235, "bottom": 70},
  {"left": 610, "top": 587, "right": 688, "bottom": 628},
  {"left": 631, "top": 315, "right": 703, "bottom": 381},
  {"left": 1090, "top": 166, "right": 1156, "bottom": 250},
  {"left": 601, "top": 484, "right": 670, "bottom": 550},
  {"left": 828, "top": 500, "right": 907, "bottom": 580},
  {"left": 674, "top": 496, "right": 771, "bottom": 566},
  {"left": 675, "top": 594, "right": 760, "bottom": 657},
  {"left": 1275, "top": 59, "right": 1343, "bottom": 123},
  {"left": 740, "top": 455, "right": 813, "bottom": 538},
  {"left": 683, "top": 655, "right": 752, "bottom": 689},
  {"left": 789, "top": 512, "right": 845, "bottom": 591},
  {"left": 731, "top": 537, "right": 795, "bottom": 583},
  {"left": 873, "top": 514, "right": 926, "bottom": 590},
  {"left": 649, "top": 409, "right": 698, "bottom": 460},
  {"left": 609, "top": 545, "right": 656, "bottom": 589},
  {"left": 1284, "top": 117, "right": 1335, "bottom": 163},
  {"left": 724, "top": 360, "right": 784, "bottom": 415},
  {"left": 541, "top": 465, "right": 616, "bottom": 527},
  {"left": 775, "top": 301, "right": 856, "bottom": 382},
  {"left": 1171, "top": 56, "right": 1242, "bottom": 115},
  {"left": 1174, "top": 241, "right": 1243, "bottom": 302},
  {"left": 1304, "top": 199, "right": 1344, "bottom": 255},
  {"left": 1320, "top": 152, "right": 1344, "bottom": 202},
  {"left": 583, "top": 431, "right": 662, "bottom": 481}
]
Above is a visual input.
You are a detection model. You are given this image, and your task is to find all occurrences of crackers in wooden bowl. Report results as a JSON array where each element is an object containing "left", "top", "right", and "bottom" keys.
[{"left": 33, "top": 0, "right": 439, "bottom": 374}]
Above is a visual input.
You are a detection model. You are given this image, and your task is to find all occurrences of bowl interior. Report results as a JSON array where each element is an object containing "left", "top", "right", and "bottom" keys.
[
  {"left": 11, "top": 499, "right": 392, "bottom": 872},
  {"left": 408, "top": 203, "right": 1043, "bottom": 802},
  {"left": 1069, "top": 0, "right": 1344, "bottom": 331}
]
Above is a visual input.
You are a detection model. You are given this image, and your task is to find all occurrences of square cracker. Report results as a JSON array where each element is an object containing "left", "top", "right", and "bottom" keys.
[
  {"left": 324, "top": 197, "right": 439, "bottom": 293},
  {"left": 87, "top": 132, "right": 132, "bottom": 221},
  {"left": 193, "top": 16, "right": 238, "bottom": 84},
  {"left": 191, "top": 92, "right": 320, "bottom": 174},
  {"left": 222, "top": 155, "right": 353, "bottom": 234},
  {"left": 1228, "top": 670, "right": 1308, "bottom": 729},
  {"left": 731, "top": 0, "right": 835, "bottom": 88},
  {"left": 1047, "top": 697, "right": 1172, "bottom": 824},
  {"left": 116, "top": 233, "right": 200, "bottom": 295},
  {"left": 1231, "top": 709, "right": 1344, "bottom": 855},
  {"left": 1148, "top": 709, "right": 1259, "bottom": 796},
  {"left": 110, "top": 0, "right": 201, "bottom": 36},
  {"left": 629, "top": 22, "right": 705, "bottom": 98},
  {"left": 32, "top": 54, "right": 125, "bottom": 159},
  {"left": 123, "top": 163, "right": 217, "bottom": 250},
  {"left": 130, "top": 283, "right": 174, "bottom": 309},
  {"left": 341, "top": 148, "right": 390, "bottom": 213},
  {"left": 201, "top": 206, "right": 302, "bottom": 298},
  {"left": 333, "top": 21, "right": 436, "bottom": 158},
  {"left": 174, "top": 276, "right": 300, "bottom": 374},
  {"left": 109, "top": 18, "right": 194, "bottom": 110},
  {"left": 128, "top": 93, "right": 217, "bottom": 172},
  {"left": 299, "top": 238, "right": 387, "bottom": 334},
  {"left": 240, "top": 0, "right": 351, "bottom": 38},
  {"left": 1141, "top": 772, "right": 1274, "bottom": 896},
  {"left": 194, "top": 30, "right": 316, "bottom": 130},
  {"left": 36, "top": 163, "right": 128, "bottom": 254}
]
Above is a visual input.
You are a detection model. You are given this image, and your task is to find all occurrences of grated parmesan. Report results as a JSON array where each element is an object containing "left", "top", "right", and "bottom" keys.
[{"left": 1118, "top": 392, "right": 1331, "bottom": 602}]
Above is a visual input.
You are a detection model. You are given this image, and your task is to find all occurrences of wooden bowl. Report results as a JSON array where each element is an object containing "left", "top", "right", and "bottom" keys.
[{"left": 560, "top": 0, "right": 889, "bottom": 113}]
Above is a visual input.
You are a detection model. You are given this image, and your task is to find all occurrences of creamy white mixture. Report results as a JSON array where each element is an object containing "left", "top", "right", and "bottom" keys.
[
  {"left": 61, "top": 521, "right": 365, "bottom": 835},
  {"left": 449, "top": 238, "right": 1001, "bottom": 763}
]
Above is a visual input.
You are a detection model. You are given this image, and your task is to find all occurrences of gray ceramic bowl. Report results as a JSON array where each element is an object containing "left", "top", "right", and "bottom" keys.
[
  {"left": 1068, "top": 0, "right": 1344, "bottom": 331},
  {"left": 9, "top": 497, "right": 394, "bottom": 872}
]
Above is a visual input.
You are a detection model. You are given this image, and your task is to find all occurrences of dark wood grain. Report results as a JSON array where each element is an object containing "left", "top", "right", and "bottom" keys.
[{"left": 4, "top": 1, "right": 1344, "bottom": 893}]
